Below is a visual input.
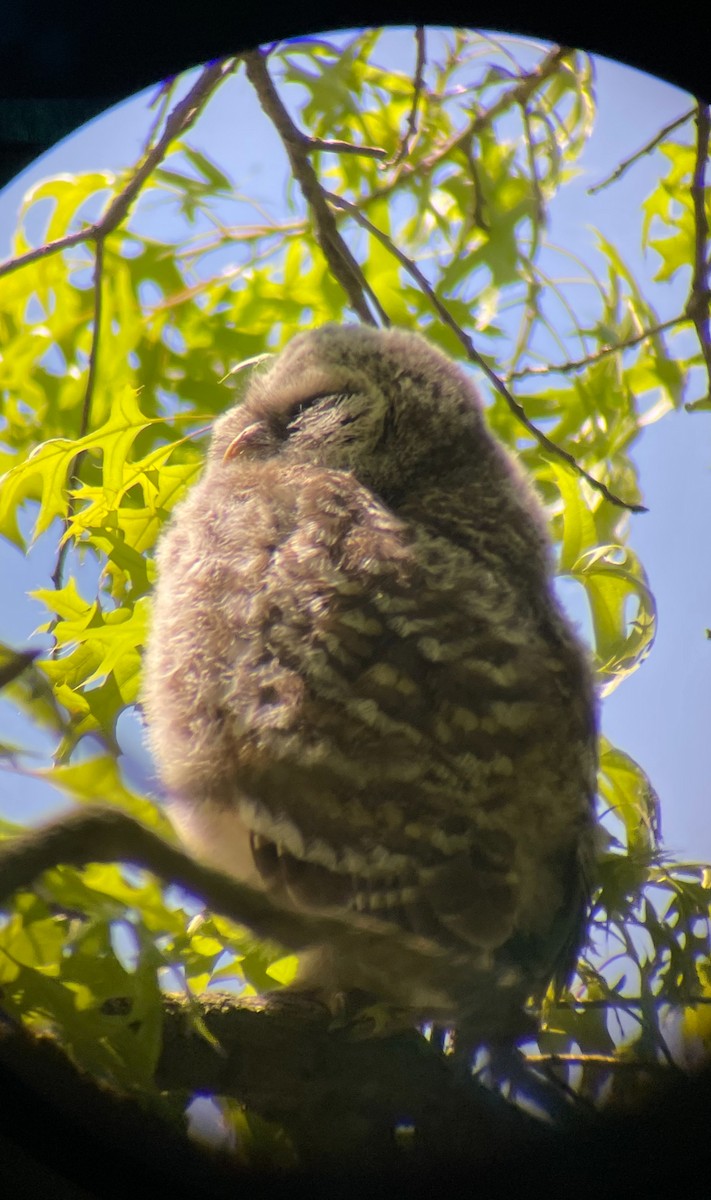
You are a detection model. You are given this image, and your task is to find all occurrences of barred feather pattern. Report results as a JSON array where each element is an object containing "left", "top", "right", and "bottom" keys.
[{"left": 142, "top": 324, "right": 597, "bottom": 1037}]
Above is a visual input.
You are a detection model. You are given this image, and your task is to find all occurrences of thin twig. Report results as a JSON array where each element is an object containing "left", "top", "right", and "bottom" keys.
[
  {"left": 143, "top": 75, "right": 180, "bottom": 156},
  {"left": 96, "top": 61, "right": 237, "bottom": 236},
  {"left": 508, "top": 107, "right": 545, "bottom": 376},
  {"left": 521, "top": 105, "right": 545, "bottom": 227},
  {"left": 527, "top": 1053, "right": 673, "bottom": 1071},
  {"left": 389, "top": 27, "right": 426, "bottom": 167},
  {"left": 2, "top": 59, "right": 236, "bottom": 593},
  {"left": 242, "top": 49, "right": 386, "bottom": 327},
  {"left": 306, "top": 136, "right": 387, "bottom": 159},
  {"left": 423, "top": 45, "right": 573, "bottom": 173},
  {"left": 460, "top": 137, "right": 488, "bottom": 231},
  {"left": 328, "top": 191, "right": 646, "bottom": 514},
  {"left": 588, "top": 107, "right": 695, "bottom": 194},
  {"left": 0, "top": 227, "right": 97, "bottom": 279},
  {"left": 506, "top": 317, "right": 680, "bottom": 381}
]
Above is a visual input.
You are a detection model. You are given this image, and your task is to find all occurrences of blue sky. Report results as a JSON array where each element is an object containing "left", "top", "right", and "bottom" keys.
[{"left": 0, "top": 29, "right": 709, "bottom": 864}]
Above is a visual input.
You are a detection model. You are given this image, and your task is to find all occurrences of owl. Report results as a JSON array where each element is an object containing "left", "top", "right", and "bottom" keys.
[{"left": 142, "top": 324, "right": 597, "bottom": 1041}]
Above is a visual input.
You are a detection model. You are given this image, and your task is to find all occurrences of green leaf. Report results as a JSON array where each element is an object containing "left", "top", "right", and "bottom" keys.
[
  {"left": 29, "top": 755, "right": 172, "bottom": 834},
  {"left": 19, "top": 172, "right": 116, "bottom": 243},
  {"left": 544, "top": 458, "right": 598, "bottom": 571},
  {"left": 598, "top": 738, "right": 661, "bottom": 856},
  {"left": 0, "top": 387, "right": 159, "bottom": 545},
  {"left": 569, "top": 545, "right": 656, "bottom": 692}
]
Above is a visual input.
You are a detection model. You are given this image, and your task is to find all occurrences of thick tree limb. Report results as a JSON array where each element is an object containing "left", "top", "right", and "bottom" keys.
[{"left": 157, "top": 991, "right": 542, "bottom": 1167}]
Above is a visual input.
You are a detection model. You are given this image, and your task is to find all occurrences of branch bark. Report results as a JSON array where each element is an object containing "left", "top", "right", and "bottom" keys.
[
  {"left": 242, "top": 48, "right": 387, "bottom": 326},
  {"left": 157, "top": 991, "right": 540, "bottom": 1166}
]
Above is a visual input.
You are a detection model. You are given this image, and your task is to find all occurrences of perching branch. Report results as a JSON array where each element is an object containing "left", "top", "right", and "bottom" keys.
[
  {"left": 388, "top": 26, "right": 427, "bottom": 167},
  {"left": 156, "top": 991, "right": 540, "bottom": 1167},
  {"left": 0, "top": 807, "right": 584, "bottom": 1163},
  {"left": 0, "top": 806, "right": 480, "bottom": 995}
]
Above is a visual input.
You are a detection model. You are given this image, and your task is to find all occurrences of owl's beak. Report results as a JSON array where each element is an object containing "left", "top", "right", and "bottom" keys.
[{"left": 223, "top": 423, "right": 265, "bottom": 461}]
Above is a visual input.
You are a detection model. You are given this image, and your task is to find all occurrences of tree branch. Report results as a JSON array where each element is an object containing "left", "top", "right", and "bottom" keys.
[
  {"left": 506, "top": 317, "right": 680, "bottom": 381},
  {"left": 0, "top": 56, "right": 238, "bottom": 598},
  {"left": 50, "top": 235, "right": 105, "bottom": 592},
  {"left": 365, "top": 43, "right": 576, "bottom": 208},
  {"left": 0, "top": 1015, "right": 244, "bottom": 1196},
  {"left": 156, "top": 991, "right": 540, "bottom": 1166},
  {"left": 388, "top": 27, "right": 427, "bottom": 168},
  {"left": 0, "top": 806, "right": 492, "bottom": 1005},
  {"left": 242, "top": 49, "right": 386, "bottom": 326},
  {"left": 306, "top": 137, "right": 388, "bottom": 160},
  {"left": 588, "top": 107, "right": 696, "bottom": 194}
]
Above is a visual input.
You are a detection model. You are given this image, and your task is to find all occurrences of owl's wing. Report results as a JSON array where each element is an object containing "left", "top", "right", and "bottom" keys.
[{"left": 209, "top": 468, "right": 595, "bottom": 975}]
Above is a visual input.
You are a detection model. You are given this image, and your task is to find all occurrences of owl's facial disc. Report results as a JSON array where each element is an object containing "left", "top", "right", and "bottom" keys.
[{"left": 215, "top": 325, "right": 486, "bottom": 494}]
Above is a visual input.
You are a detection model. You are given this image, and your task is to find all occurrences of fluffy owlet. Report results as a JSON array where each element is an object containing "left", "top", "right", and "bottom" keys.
[{"left": 142, "top": 324, "right": 597, "bottom": 1040}]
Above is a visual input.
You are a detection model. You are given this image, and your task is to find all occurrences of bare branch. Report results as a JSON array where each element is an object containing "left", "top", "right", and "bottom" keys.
[
  {"left": 0, "top": 227, "right": 97, "bottom": 279},
  {"left": 506, "top": 317, "right": 680, "bottom": 381},
  {"left": 389, "top": 27, "right": 427, "bottom": 167},
  {"left": 365, "top": 43, "right": 575, "bottom": 209},
  {"left": 95, "top": 60, "right": 237, "bottom": 236},
  {"left": 306, "top": 136, "right": 387, "bottom": 159},
  {"left": 421, "top": 44, "right": 574, "bottom": 174},
  {"left": 588, "top": 107, "right": 696, "bottom": 194}
]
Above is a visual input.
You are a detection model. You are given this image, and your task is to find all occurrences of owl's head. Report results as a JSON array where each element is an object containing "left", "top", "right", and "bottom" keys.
[{"left": 210, "top": 325, "right": 488, "bottom": 499}]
